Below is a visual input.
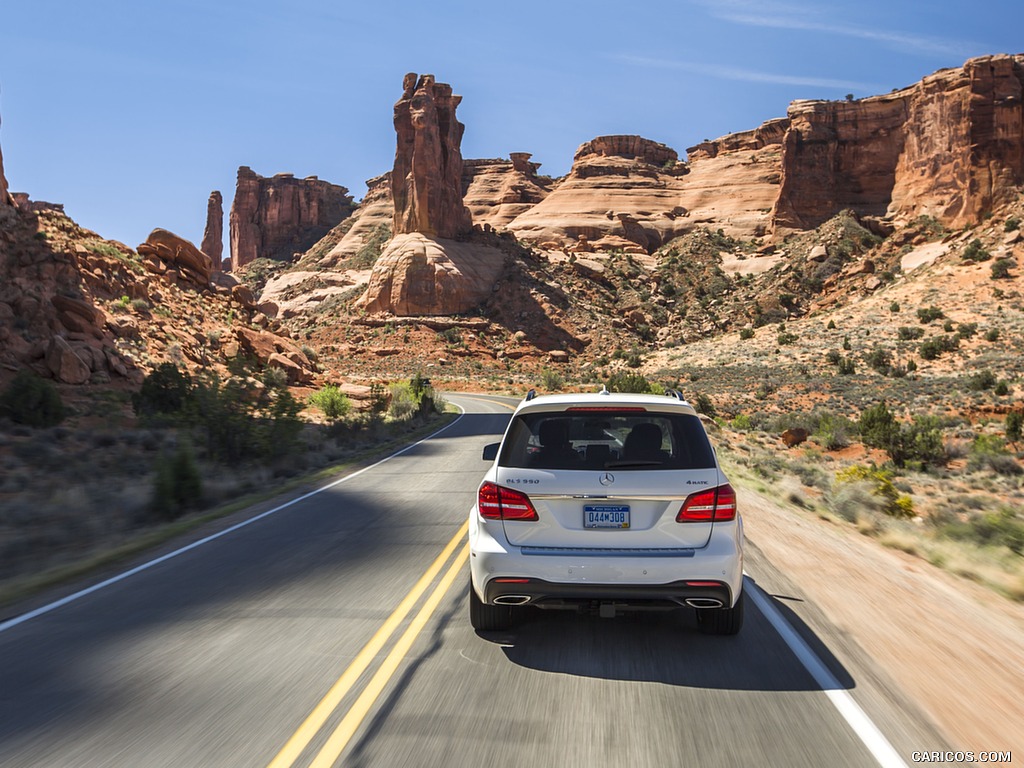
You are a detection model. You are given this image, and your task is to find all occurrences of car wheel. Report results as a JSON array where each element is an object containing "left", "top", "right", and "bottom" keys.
[
  {"left": 469, "top": 577, "right": 515, "bottom": 631},
  {"left": 696, "top": 592, "right": 744, "bottom": 635}
]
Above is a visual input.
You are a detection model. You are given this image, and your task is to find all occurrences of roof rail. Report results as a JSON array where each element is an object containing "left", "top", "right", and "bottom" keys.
[
  {"left": 524, "top": 389, "right": 537, "bottom": 401},
  {"left": 598, "top": 385, "right": 610, "bottom": 396},
  {"left": 667, "top": 389, "right": 688, "bottom": 402}
]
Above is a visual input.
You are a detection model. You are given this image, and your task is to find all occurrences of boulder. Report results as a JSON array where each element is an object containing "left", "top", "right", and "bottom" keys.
[
  {"left": 357, "top": 233, "right": 505, "bottom": 316},
  {"left": 781, "top": 428, "right": 810, "bottom": 448},
  {"left": 45, "top": 336, "right": 91, "bottom": 384},
  {"left": 138, "top": 229, "right": 213, "bottom": 284}
]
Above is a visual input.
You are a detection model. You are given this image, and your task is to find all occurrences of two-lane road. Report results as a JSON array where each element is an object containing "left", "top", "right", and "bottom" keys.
[{"left": 0, "top": 394, "right": 945, "bottom": 767}]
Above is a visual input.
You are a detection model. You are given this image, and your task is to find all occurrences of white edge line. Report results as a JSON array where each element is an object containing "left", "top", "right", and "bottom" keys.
[
  {"left": 745, "top": 579, "right": 909, "bottom": 768},
  {"left": 0, "top": 407, "right": 468, "bottom": 634}
]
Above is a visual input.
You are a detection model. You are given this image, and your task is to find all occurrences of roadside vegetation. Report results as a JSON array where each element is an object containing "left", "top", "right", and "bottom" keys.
[{"left": 0, "top": 363, "right": 451, "bottom": 607}]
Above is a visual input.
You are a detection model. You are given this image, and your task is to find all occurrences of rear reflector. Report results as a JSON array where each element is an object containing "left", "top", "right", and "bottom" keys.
[
  {"left": 478, "top": 482, "right": 539, "bottom": 521},
  {"left": 677, "top": 484, "right": 737, "bottom": 522},
  {"left": 493, "top": 578, "right": 531, "bottom": 583},
  {"left": 685, "top": 581, "right": 724, "bottom": 588}
]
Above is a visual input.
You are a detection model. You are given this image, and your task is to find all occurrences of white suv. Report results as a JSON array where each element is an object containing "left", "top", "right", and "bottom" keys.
[{"left": 469, "top": 389, "right": 744, "bottom": 634}]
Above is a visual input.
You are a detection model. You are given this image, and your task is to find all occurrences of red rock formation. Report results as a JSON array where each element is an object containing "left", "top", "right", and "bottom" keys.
[
  {"left": 229, "top": 167, "right": 354, "bottom": 271},
  {"left": 358, "top": 233, "right": 505, "bottom": 316},
  {"left": 324, "top": 173, "right": 394, "bottom": 262},
  {"left": 462, "top": 154, "right": 552, "bottom": 230},
  {"left": 772, "top": 54, "right": 1024, "bottom": 232},
  {"left": 890, "top": 54, "right": 1024, "bottom": 226},
  {"left": 508, "top": 134, "right": 785, "bottom": 249},
  {"left": 0, "top": 110, "right": 14, "bottom": 217},
  {"left": 391, "top": 73, "right": 472, "bottom": 238},
  {"left": 201, "top": 190, "right": 224, "bottom": 268},
  {"left": 138, "top": 229, "right": 213, "bottom": 284}
]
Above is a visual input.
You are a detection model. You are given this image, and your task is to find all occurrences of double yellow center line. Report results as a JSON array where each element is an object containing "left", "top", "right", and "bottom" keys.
[{"left": 267, "top": 519, "right": 470, "bottom": 768}]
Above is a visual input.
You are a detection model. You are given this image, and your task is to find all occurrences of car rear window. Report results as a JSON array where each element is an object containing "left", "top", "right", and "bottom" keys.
[{"left": 499, "top": 410, "right": 716, "bottom": 470}]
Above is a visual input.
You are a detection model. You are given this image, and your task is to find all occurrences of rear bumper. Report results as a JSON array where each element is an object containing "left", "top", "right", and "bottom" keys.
[
  {"left": 469, "top": 511, "right": 744, "bottom": 608},
  {"left": 483, "top": 577, "right": 733, "bottom": 609}
]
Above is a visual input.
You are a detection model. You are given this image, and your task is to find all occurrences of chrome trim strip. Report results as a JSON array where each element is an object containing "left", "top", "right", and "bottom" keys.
[{"left": 521, "top": 546, "right": 697, "bottom": 558}]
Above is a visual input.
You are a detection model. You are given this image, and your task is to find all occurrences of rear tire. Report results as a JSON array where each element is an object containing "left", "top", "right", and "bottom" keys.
[
  {"left": 696, "top": 592, "right": 744, "bottom": 635},
  {"left": 469, "top": 577, "right": 515, "bottom": 631}
]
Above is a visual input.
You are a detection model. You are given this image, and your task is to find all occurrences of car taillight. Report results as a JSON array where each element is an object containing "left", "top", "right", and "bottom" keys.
[
  {"left": 677, "top": 484, "right": 737, "bottom": 522},
  {"left": 478, "top": 482, "right": 539, "bottom": 521}
]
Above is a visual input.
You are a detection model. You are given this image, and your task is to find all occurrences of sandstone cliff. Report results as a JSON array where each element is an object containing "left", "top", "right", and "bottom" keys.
[
  {"left": 773, "top": 54, "right": 1024, "bottom": 232},
  {"left": 229, "top": 167, "right": 354, "bottom": 271},
  {"left": 462, "top": 153, "right": 553, "bottom": 231},
  {"left": 201, "top": 190, "right": 224, "bottom": 268},
  {"left": 507, "top": 136, "right": 679, "bottom": 252},
  {"left": 357, "top": 74, "right": 505, "bottom": 316},
  {"left": 324, "top": 173, "right": 394, "bottom": 263},
  {"left": 0, "top": 111, "right": 14, "bottom": 223},
  {"left": 391, "top": 73, "right": 472, "bottom": 238}
]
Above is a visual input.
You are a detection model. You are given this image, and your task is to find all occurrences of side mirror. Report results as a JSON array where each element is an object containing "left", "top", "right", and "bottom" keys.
[{"left": 481, "top": 443, "right": 500, "bottom": 462}]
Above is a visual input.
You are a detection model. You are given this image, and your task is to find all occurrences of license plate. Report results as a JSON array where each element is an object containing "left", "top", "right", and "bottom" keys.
[{"left": 584, "top": 504, "right": 630, "bottom": 529}]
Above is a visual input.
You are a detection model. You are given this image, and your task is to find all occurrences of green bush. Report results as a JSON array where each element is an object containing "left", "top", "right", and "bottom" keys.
[
  {"left": 541, "top": 368, "right": 565, "bottom": 391},
  {"left": 837, "top": 357, "right": 856, "bottom": 375},
  {"left": 133, "top": 363, "right": 193, "bottom": 421},
  {"left": 962, "top": 238, "right": 991, "bottom": 263},
  {"left": 1, "top": 371, "right": 66, "bottom": 427},
  {"left": 857, "top": 402, "right": 945, "bottom": 468},
  {"left": 967, "top": 370, "right": 997, "bottom": 391},
  {"left": 968, "top": 434, "right": 1023, "bottom": 476},
  {"left": 985, "top": 328, "right": 1000, "bottom": 342},
  {"left": 739, "top": 328, "right": 755, "bottom": 340},
  {"left": 941, "top": 509, "right": 1024, "bottom": 555},
  {"left": 309, "top": 384, "right": 352, "bottom": 421},
  {"left": 991, "top": 259, "right": 1013, "bottom": 279},
  {"left": 605, "top": 371, "right": 654, "bottom": 393},
  {"left": 1007, "top": 412, "right": 1023, "bottom": 445},
  {"left": 388, "top": 382, "right": 418, "bottom": 419},
  {"left": 151, "top": 441, "right": 203, "bottom": 520},
  {"left": 917, "top": 306, "right": 945, "bottom": 324},
  {"left": 919, "top": 335, "right": 959, "bottom": 360},
  {"left": 898, "top": 326, "right": 925, "bottom": 340}
]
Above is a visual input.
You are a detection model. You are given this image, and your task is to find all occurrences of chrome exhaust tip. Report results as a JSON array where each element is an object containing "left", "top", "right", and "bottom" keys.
[
  {"left": 685, "top": 598, "right": 724, "bottom": 609},
  {"left": 493, "top": 595, "right": 531, "bottom": 606}
]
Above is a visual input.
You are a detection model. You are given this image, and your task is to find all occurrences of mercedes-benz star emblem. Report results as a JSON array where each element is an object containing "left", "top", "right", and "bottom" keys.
[{"left": 599, "top": 472, "right": 615, "bottom": 486}]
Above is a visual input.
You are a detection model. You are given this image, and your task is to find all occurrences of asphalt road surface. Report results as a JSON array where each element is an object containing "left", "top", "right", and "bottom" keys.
[{"left": 0, "top": 393, "right": 950, "bottom": 767}]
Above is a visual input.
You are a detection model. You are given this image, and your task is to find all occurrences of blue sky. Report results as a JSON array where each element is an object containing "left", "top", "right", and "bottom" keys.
[{"left": 1, "top": 0, "right": 1020, "bottom": 252}]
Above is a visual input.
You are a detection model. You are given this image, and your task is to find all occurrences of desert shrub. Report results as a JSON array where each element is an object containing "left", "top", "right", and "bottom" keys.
[
  {"left": 834, "top": 464, "right": 914, "bottom": 519},
  {"left": 1007, "top": 413, "right": 1023, "bottom": 445},
  {"left": 777, "top": 331, "right": 798, "bottom": 345},
  {"left": 692, "top": 393, "right": 717, "bottom": 417},
  {"left": 991, "top": 259, "right": 1013, "bottom": 279},
  {"left": 261, "top": 366, "right": 289, "bottom": 390},
  {"left": 1, "top": 371, "right": 66, "bottom": 427},
  {"left": 941, "top": 509, "right": 1024, "bottom": 555},
  {"left": 541, "top": 368, "right": 565, "bottom": 391},
  {"left": 739, "top": 328, "right": 755, "bottom": 340},
  {"left": 968, "top": 434, "right": 1023, "bottom": 476},
  {"left": 857, "top": 402, "right": 945, "bottom": 468},
  {"left": 309, "top": 384, "right": 352, "bottom": 421},
  {"left": 388, "top": 383, "right": 417, "bottom": 419},
  {"left": 133, "top": 363, "right": 193, "bottom": 422},
  {"left": 898, "top": 326, "right": 924, "bottom": 340},
  {"left": 962, "top": 238, "right": 991, "bottom": 263},
  {"left": 825, "top": 349, "right": 842, "bottom": 366},
  {"left": 814, "top": 412, "right": 853, "bottom": 450},
  {"left": 967, "top": 369, "right": 997, "bottom": 391},
  {"left": 731, "top": 413, "right": 752, "bottom": 431},
  {"left": 605, "top": 371, "right": 654, "bottom": 393},
  {"left": 956, "top": 322, "right": 978, "bottom": 339},
  {"left": 1005, "top": 217, "right": 1021, "bottom": 232},
  {"left": 368, "top": 382, "right": 389, "bottom": 414},
  {"left": 919, "top": 335, "right": 959, "bottom": 360},
  {"left": 837, "top": 357, "right": 856, "bottom": 375},
  {"left": 867, "top": 346, "right": 892, "bottom": 374},
  {"left": 995, "top": 381, "right": 1009, "bottom": 396},
  {"left": 890, "top": 301, "right": 900, "bottom": 313},
  {"left": 151, "top": 441, "right": 202, "bottom": 520},
  {"left": 917, "top": 306, "right": 945, "bottom": 324},
  {"left": 984, "top": 328, "right": 1000, "bottom": 342}
]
